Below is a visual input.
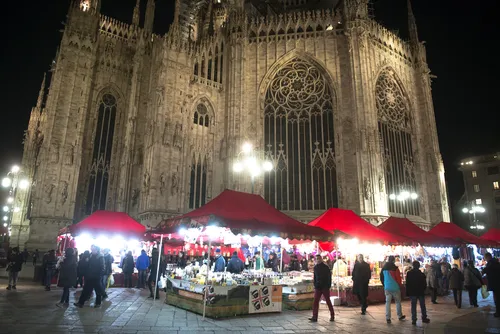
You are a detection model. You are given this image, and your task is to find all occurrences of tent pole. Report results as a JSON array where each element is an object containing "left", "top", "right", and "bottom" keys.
[
  {"left": 153, "top": 234, "right": 163, "bottom": 304},
  {"left": 280, "top": 243, "right": 284, "bottom": 272},
  {"left": 203, "top": 237, "right": 212, "bottom": 320},
  {"left": 336, "top": 244, "right": 340, "bottom": 300}
]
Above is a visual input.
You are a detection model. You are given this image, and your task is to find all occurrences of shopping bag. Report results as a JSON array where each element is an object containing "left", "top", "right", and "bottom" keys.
[
  {"left": 108, "top": 274, "right": 115, "bottom": 287},
  {"left": 481, "top": 285, "right": 490, "bottom": 299},
  {"left": 158, "top": 275, "right": 166, "bottom": 289}
]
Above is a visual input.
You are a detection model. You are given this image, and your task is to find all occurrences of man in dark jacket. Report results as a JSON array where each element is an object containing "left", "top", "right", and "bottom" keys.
[
  {"left": 148, "top": 248, "right": 165, "bottom": 299},
  {"left": 101, "top": 248, "right": 114, "bottom": 299},
  {"left": 6, "top": 247, "right": 23, "bottom": 290},
  {"left": 406, "top": 261, "right": 430, "bottom": 325},
  {"left": 266, "top": 252, "right": 279, "bottom": 272},
  {"left": 214, "top": 249, "right": 226, "bottom": 272},
  {"left": 227, "top": 251, "right": 244, "bottom": 274},
  {"left": 74, "top": 245, "right": 105, "bottom": 308},
  {"left": 309, "top": 254, "right": 335, "bottom": 322},
  {"left": 352, "top": 254, "right": 371, "bottom": 315},
  {"left": 43, "top": 250, "right": 57, "bottom": 291},
  {"left": 483, "top": 252, "right": 500, "bottom": 317},
  {"left": 448, "top": 264, "right": 464, "bottom": 308},
  {"left": 287, "top": 255, "right": 301, "bottom": 272}
]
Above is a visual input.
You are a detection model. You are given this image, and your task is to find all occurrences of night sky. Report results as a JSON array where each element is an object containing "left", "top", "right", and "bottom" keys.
[{"left": 1, "top": 0, "right": 498, "bottom": 219}]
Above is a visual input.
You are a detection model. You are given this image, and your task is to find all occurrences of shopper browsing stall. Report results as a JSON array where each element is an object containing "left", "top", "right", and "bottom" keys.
[
  {"left": 380, "top": 255, "right": 406, "bottom": 323},
  {"left": 214, "top": 249, "right": 226, "bottom": 272}
]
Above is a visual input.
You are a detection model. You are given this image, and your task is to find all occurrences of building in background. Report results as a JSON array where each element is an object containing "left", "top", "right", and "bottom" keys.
[
  {"left": 458, "top": 153, "right": 500, "bottom": 232},
  {"left": 12, "top": 0, "right": 450, "bottom": 249}
]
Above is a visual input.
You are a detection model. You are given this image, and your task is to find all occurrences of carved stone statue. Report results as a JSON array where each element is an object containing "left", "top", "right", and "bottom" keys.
[
  {"left": 173, "top": 123, "right": 183, "bottom": 150},
  {"left": 134, "top": 147, "right": 143, "bottom": 165},
  {"left": 156, "top": 87, "right": 165, "bottom": 107},
  {"left": 162, "top": 121, "right": 170, "bottom": 146},
  {"left": 160, "top": 172, "right": 166, "bottom": 195},
  {"left": 45, "top": 184, "right": 55, "bottom": 204},
  {"left": 171, "top": 172, "right": 179, "bottom": 195},
  {"left": 143, "top": 171, "right": 150, "bottom": 192},
  {"left": 363, "top": 177, "right": 371, "bottom": 200},
  {"left": 64, "top": 143, "right": 75, "bottom": 166},
  {"left": 61, "top": 182, "right": 68, "bottom": 204},
  {"left": 50, "top": 144, "right": 60, "bottom": 164},
  {"left": 378, "top": 175, "right": 385, "bottom": 193},
  {"left": 131, "top": 188, "right": 140, "bottom": 207}
]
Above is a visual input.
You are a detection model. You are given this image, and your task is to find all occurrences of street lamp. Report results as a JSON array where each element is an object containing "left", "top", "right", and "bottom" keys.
[
  {"left": 233, "top": 142, "right": 273, "bottom": 194},
  {"left": 2, "top": 165, "right": 30, "bottom": 244},
  {"left": 389, "top": 190, "right": 418, "bottom": 218},
  {"left": 462, "top": 202, "right": 485, "bottom": 231}
]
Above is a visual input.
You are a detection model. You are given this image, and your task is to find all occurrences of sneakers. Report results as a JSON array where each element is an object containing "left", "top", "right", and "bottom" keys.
[
  {"left": 330, "top": 316, "right": 335, "bottom": 322},
  {"left": 361, "top": 311, "right": 366, "bottom": 315},
  {"left": 422, "top": 318, "right": 430, "bottom": 323},
  {"left": 56, "top": 303, "right": 64, "bottom": 308},
  {"left": 308, "top": 318, "right": 317, "bottom": 322},
  {"left": 411, "top": 320, "right": 416, "bottom": 325},
  {"left": 93, "top": 304, "right": 101, "bottom": 308},
  {"left": 399, "top": 315, "right": 406, "bottom": 321}
]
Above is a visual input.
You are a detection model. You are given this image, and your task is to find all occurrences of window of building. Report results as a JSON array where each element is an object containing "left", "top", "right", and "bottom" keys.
[
  {"left": 494, "top": 181, "right": 499, "bottom": 190},
  {"left": 496, "top": 197, "right": 500, "bottom": 204},
  {"left": 476, "top": 198, "right": 482, "bottom": 205},
  {"left": 472, "top": 171, "right": 477, "bottom": 178},
  {"left": 488, "top": 166, "right": 499, "bottom": 175},
  {"left": 474, "top": 184, "right": 480, "bottom": 192}
]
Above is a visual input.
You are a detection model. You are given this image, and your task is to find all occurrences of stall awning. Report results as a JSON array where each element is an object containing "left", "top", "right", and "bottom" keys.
[
  {"left": 378, "top": 217, "right": 456, "bottom": 246},
  {"left": 67, "top": 211, "right": 146, "bottom": 238},
  {"left": 429, "top": 222, "right": 495, "bottom": 247},
  {"left": 308, "top": 208, "right": 408, "bottom": 244},
  {"left": 481, "top": 228, "right": 500, "bottom": 243},
  {"left": 154, "top": 189, "right": 332, "bottom": 241}
]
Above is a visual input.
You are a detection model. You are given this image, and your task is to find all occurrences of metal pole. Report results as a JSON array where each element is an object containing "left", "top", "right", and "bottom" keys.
[
  {"left": 203, "top": 237, "right": 212, "bottom": 320},
  {"left": 336, "top": 245, "right": 340, "bottom": 300},
  {"left": 280, "top": 243, "right": 284, "bottom": 272},
  {"left": 153, "top": 234, "right": 163, "bottom": 303}
]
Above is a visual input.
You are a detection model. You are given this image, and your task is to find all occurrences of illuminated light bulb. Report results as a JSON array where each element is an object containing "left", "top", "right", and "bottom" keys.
[
  {"left": 13, "top": 207, "right": 20, "bottom": 213},
  {"left": 410, "top": 193, "right": 418, "bottom": 200},
  {"left": 389, "top": 194, "right": 396, "bottom": 200},
  {"left": 262, "top": 161, "right": 273, "bottom": 172},
  {"left": 242, "top": 142, "right": 253, "bottom": 154},
  {"left": 2, "top": 178, "right": 12, "bottom": 188},
  {"left": 462, "top": 208, "right": 469, "bottom": 213},
  {"left": 3, "top": 206, "right": 9, "bottom": 212},
  {"left": 11, "top": 166, "right": 20, "bottom": 173},
  {"left": 19, "top": 179, "right": 30, "bottom": 190},
  {"left": 7, "top": 197, "right": 13, "bottom": 204}
]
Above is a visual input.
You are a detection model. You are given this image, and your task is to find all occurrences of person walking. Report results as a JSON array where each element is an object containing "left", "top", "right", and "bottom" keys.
[
  {"left": 227, "top": 251, "right": 245, "bottom": 274},
  {"left": 147, "top": 248, "right": 164, "bottom": 299},
  {"left": 122, "top": 251, "right": 135, "bottom": 288},
  {"left": 406, "top": 261, "right": 430, "bottom": 325},
  {"left": 309, "top": 254, "right": 335, "bottom": 322},
  {"left": 448, "top": 264, "right": 464, "bottom": 308},
  {"left": 426, "top": 260, "right": 439, "bottom": 304},
  {"left": 43, "top": 250, "right": 57, "bottom": 291},
  {"left": 483, "top": 252, "right": 500, "bottom": 317},
  {"left": 463, "top": 260, "right": 482, "bottom": 308},
  {"left": 74, "top": 245, "right": 105, "bottom": 308},
  {"left": 135, "top": 250, "right": 149, "bottom": 289},
  {"left": 380, "top": 255, "right": 406, "bottom": 323},
  {"left": 101, "top": 248, "right": 114, "bottom": 299},
  {"left": 352, "top": 254, "right": 371, "bottom": 315},
  {"left": 56, "top": 248, "right": 78, "bottom": 307},
  {"left": 76, "top": 251, "right": 90, "bottom": 288},
  {"left": 6, "top": 247, "right": 23, "bottom": 290},
  {"left": 32, "top": 249, "right": 39, "bottom": 266},
  {"left": 287, "top": 255, "right": 301, "bottom": 272}
]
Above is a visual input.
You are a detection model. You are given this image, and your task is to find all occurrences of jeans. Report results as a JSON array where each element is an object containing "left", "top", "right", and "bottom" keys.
[
  {"left": 77, "top": 277, "right": 104, "bottom": 306},
  {"left": 452, "top": 288, "right": 462, "bottom": 308},
  {"left": 124, "top": 273, "right": 133, "bottom": 288},
  {"left": 357, "top": 293, "right": 368, "bottom": 312},
  {"left": 410, "top": 296, "right": 427, "bottom": 321},
  {"left": 8, "top": 271, "right": 19, "bottom": 286},
  {"left": 385, "top": 290, "right": 403, "bottom": 320},
  {"left": 312, "top": 288, "right": 335, "bottom": 320},
  {"left": 45, "top": 270, "right": 53, "bottom": 288},
  {"left": 137, "top": 270, "right": 147, "bottom": 288},
  {"left": 493, "top": 289, "right": 498, "bottom": 314},
  {"left": 101, "top": 274, "right": 109, "bottom": 294},
  {"left": 467, "top": 287, "right": 479, "bottom": 306},
  {"left": 60, "top": 286, "right": 70, "bottom": 303}
]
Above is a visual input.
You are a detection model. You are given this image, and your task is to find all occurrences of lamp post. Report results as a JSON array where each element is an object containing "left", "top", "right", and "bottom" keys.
[
  {"left": 389, "top": 190, "right": 418, "bottom": 218},
  {"left": 232, "top": 142, "right": 273, "bottom": 194},
  {"left": 2, "top": 165, "right": 30, "bottom": 244},
  {"left": 461, "top": 202, "right": 485, "bottom": 232}
]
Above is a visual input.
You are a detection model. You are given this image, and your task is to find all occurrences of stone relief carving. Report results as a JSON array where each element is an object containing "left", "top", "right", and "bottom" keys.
[
  {"left": 64, "top": 143, "right": 75, "bottom": 166},
  {"left": 45, "top": 184, "right": 55, "bottom": 204},
  {"left": 159, "top": 172, "right": 166, "bottom": 195},
  {"left": 173, "top": 123, "right": 183, "bottom": 150},
  {"left": 363, "top": 177, "right": 371, "bottom": 200},
  {"left": 143, "top": 171, "right": 150, "bottom": 193},
  {"left": 134, "top": 147, "right": 143, "bottom": 165},
  {"left": 162, "top": 121, "right": 170, "bottom": 146},
  {"left": 131, "top": 188, "right": 140, "bottom": 207},
  {"left": 61, "top": 182, "right": 68, "bottom": 204},
  {"left": 378, "top": 175, "right": 385, "bottom": 193},
  {"left": 171, "top": 172, "right": 179, "bottom": 196},
  {"left": 50, "top": 144, "right": 60, "bottom": 164},
  {"left": 156, "top": 87, "right": 165, "bottom": 107}
]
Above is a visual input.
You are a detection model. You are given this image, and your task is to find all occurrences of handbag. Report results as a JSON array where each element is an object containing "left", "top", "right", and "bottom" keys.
[
  {"left": 158, "top": 275, "right": 166, "bottom": 289},
  {"left": 108, "top": 274, "right": 115, "bottom": 287},
  {"left": 481, "top": 285, "right": 490, "bottom": 299}
]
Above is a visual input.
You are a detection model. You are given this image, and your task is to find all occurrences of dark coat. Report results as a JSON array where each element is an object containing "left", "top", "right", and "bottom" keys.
[
  {"left": 85, "top": 253, "right": 105, "bottom": 279},
  {"left": 448, "top": 268, "right": 464, "bottom": 290},
  {"left": 214, "top": 255, "right": 226, "bottom": 272},
  {"left": 59, "top": 256, "right": 78, "bottom": 287},
  {"left": 483, "top": 258, "right": 500, "bottom": 291},
  {"left": 227, "top": 255, "right": 245, "bottom": 274},
  {"left": 266, "top": 256, "right": 279, "bottom": 272},
  {"left": 406, "top": 268, "right": 427, "bottom": 297},
  {"left": 288, "top": 259, "right": 301, "bottom": 272},
  {"left": 7, "top": 253, "right": 24, "bottom": 272},
  {"left": 149, "top": 252, "right": 165, "bottom": 277},
  {"left": 121, "top": 255, "right": 135, "bottom": 274},
  {"left": 300, "top": 259, "right": 308, "bottom": 271},
  {"left": 314, "top": 262, "right": 332, "bottom": 290},
  {"left": 103, "top": 253, "right": 114, "bottom": 275},
  {"left": 352, "top": 261, "right": 371, "bottom": 297}
]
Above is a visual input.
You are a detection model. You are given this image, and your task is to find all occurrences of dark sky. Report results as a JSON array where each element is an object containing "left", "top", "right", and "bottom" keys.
[{"left": 0, "top": 0, "right": 498, "bottom": 217}]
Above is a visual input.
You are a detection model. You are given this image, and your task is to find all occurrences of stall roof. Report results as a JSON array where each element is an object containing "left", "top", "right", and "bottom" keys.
[
  {"left": 308, "top": 208, "right": 408, "bottom": 244},
  {"left": 154, "top": 189, "right": 332, "bottom": 241},
  {"left": 378, "top": 217, "right": 457, "bottom": 246},
  {"left": 65, "top": 211, "right": 146, "bottom": 238},
  {"left": 481, "top": 228, "right": 500, "bottom": 243},
  {"left": 429, "top": 222, "right": 495, "bottom": 247}
]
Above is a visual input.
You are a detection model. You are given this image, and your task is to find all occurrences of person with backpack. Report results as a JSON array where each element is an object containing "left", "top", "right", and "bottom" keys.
[
  {"left": 42, "top": 250, "right": 57, "bottom": 291},
  {"left": 121, "top": 251, "right": 135, "bottom": 288},
  {"left": 380, "top": 255, "right": 406, "bottom": 323},
  {"left": 448, "top": 264, "right": 464, "bottom": 308}
]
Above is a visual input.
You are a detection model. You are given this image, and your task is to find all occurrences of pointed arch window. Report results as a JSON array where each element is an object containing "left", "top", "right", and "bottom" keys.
[
  {"left": 376, "top": 70, "right": 419, "bottom": 216},
  {"left": 86, "top": 94, "right": 117, "bottom": 214},
  {"left": 264, "top": 58, "right": 337, "bottom": 211}
]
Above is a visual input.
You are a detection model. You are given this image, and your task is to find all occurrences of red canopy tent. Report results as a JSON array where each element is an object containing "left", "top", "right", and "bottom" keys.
[
  {"left": 62, "top": 210, "right": 146, "bottom": 238},
  {"left": 378, "top": 217, "right": 456, "bottom": 246},
  {"left": 154, "top": 189, "right": 331, "bottom": 241},
  {"left": 481, "top": 228, "right": 500, "bottom": 243},
  {"left": 428, "top": 222, "right": 494, "bottom": 247},
  {"left": 308, "top": 208, "right": 407, "bottom": 244}
]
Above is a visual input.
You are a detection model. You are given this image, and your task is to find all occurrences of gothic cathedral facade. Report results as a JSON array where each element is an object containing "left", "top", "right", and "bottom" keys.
[{"left": 13, "top": 0, "right": 450, "bottom": 249}]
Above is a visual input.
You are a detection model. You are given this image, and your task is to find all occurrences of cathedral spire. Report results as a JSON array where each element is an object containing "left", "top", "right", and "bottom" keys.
[
  {"left": 145, "top": 0, "right": 155, "bottom": 33},
  {"left": 132, "top": 0, "right": 141, "bottom": 26},
  {"left": 173, "top": 0, "right": 181, "bottom": 27},
  {"left": 36, "top": 73, "right": 46, "bottom": 109},
  {"left": 407, "top": 0, "right": 419, "bottom": 44}
]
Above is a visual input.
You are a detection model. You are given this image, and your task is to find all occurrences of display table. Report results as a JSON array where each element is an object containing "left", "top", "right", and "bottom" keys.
[
  {"left": 331, "top": 285, "right": 407, "bottom": 307},
  {"left": 282, "top": 284, "right": 315, "bottom": 310},
  {"left": 165, "top": 278, "right": 282, "bottom": 318}
]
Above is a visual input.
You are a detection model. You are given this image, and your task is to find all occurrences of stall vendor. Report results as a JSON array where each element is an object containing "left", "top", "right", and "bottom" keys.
[
  {"left": 254, "top": 251, "right": 264, "bottom": 270},
  {"left": 214, "top": 249, "right": 226, "bottom": 272}
]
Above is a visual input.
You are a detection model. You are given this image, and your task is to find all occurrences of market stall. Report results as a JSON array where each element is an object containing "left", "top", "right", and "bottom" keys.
[
  {"left": 152, "top": 189, "right": 331, "bottom": 318},
  {"left": 481, "top": 228, "right": 500, "bottom": 244},
  {"left": 57, "top": 210, "right": 146, "bottom": 287}
]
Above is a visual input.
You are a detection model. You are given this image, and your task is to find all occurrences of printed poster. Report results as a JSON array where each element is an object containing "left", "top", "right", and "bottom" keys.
[{"left": 248, "top": 285, "right": 282, "bottom": 314}]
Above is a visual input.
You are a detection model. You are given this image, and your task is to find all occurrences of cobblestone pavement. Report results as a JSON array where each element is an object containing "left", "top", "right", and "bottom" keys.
[{"left": 0, "top": 277, "right": 499, "bottom": 334}]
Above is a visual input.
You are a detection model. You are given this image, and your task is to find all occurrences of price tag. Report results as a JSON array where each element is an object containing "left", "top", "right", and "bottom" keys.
[{"left": 306, "top": 285, "right": 313, "bottom": 292}]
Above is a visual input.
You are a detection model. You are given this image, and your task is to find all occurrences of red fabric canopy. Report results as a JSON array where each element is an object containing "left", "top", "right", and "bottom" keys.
[
  {"left": 308, "top": 208, "right": 407, "bottom": 244},
  {"left": 155, "top": 189, "right": 332, "bottom": 241},
  {"left": 378, "top": 217, "right": 457, "bottom": 246},
  {"left": 69, "top": 211, "right": 146, "bottom": 238},
  {"left": 481, "top": 228, "right": 500, "bottom": 243},
  {"left": 428, "top": 222, "right": 494, "bottom": 247}
]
